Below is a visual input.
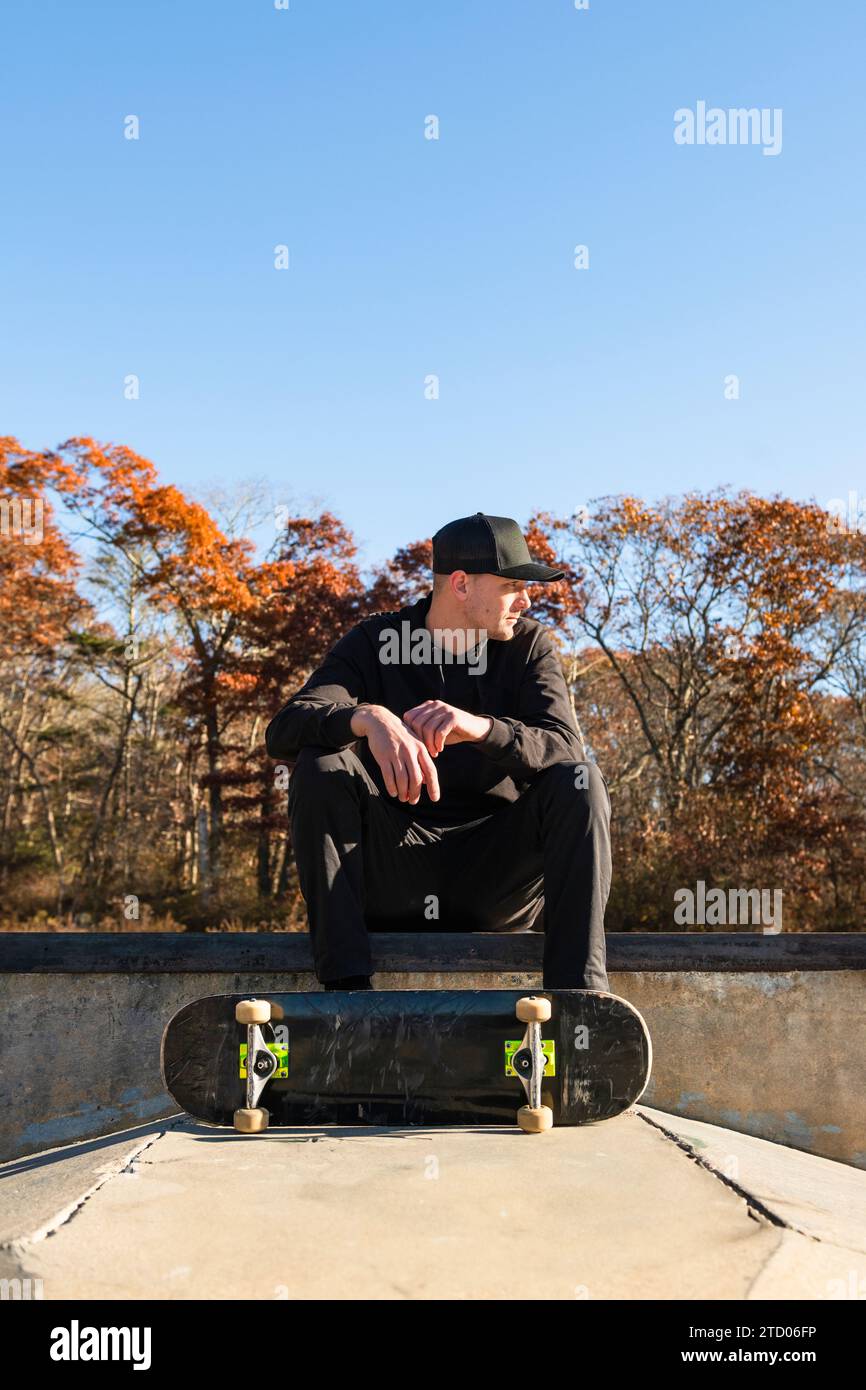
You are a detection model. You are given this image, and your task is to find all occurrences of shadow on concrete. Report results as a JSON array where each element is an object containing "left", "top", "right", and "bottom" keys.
[{"left": 0, "top": 1117, "right": 184, "bottom": 1180}]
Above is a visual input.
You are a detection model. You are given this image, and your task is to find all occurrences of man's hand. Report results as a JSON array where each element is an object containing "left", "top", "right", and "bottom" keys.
[
  {"left": 350, "top": 704, "right": 441, "bottom": 806},
  {"left": 402, "top": 700, "right": 493, "bottom": 759}
]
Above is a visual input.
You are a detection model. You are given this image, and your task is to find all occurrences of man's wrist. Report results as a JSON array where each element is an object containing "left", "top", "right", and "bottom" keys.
[
  {"left": 350, "top": 703, "right": 380, "bottom": 737},
  {"left": 474, "top": 715, "right": 494, "bottom": 742}
]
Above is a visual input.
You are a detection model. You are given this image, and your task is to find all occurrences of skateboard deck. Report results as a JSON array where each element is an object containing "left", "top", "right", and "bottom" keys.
[{"left": 161, "top": 989, "right": 652, "bottom": 1133}]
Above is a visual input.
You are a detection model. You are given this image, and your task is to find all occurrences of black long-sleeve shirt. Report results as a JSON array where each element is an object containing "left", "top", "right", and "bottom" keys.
[{"left": 265, "top": 590, "right": 585, "bottom": 826}]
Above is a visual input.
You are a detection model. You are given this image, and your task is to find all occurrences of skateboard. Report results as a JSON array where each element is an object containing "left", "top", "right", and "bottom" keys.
[{"left": 161, "top": 989, "right": 652, "bottom": 1135}]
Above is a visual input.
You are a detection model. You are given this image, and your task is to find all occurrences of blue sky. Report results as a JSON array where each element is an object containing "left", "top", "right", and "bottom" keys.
[{"left": 2, "top": 0, "right": 864, "bottom": 574}]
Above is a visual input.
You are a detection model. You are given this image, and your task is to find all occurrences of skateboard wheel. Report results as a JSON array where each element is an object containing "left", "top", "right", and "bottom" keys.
[
  {"left": 516, "top": 996, "right": 551, "bottom": 1023},
  {"left": 517, "top": 1105, "right": 553, "bottom": 1133},
  {"left": 235, "top": 999, "right": 271, "bottom": 1024},
  {"left": 233, "top": 1107, "right": 269, "bottom": 1133}
]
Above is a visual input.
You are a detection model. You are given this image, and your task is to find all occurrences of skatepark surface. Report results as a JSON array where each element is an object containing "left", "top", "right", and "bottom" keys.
[{"left": 2, "top": 1104, "right": 864, "bottom": 1300}]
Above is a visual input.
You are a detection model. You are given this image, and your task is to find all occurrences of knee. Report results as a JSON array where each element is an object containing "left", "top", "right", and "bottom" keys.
[
  {"left": 537, "top": 759, "right": 609, "bottom": 819},
  {"left": 288, "top": 744, "right": 362, "bottom": 802}
]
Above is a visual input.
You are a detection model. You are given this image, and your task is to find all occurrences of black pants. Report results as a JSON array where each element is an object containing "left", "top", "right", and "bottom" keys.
[{"left": 288, "top": 745, "right": 611, "bottom": 991}]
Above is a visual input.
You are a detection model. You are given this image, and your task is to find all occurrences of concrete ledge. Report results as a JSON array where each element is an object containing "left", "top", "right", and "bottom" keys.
[
  {"left": 2, "top": 930, "right": 864, "bottom": 972},
  {"left": 1, "top": 933, "right": 864, "bottom": 1168},
  {"left": 627, "top": 970, "right": 866, "bottom": 1171}
]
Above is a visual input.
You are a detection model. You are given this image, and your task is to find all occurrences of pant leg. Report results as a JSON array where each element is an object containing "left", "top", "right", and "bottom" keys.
[
  {"left": 287, "top": 744, "right": 444, "bottom": 981},
  {"left": 437, "top": 761, "right": 611, "bottom": 991}
]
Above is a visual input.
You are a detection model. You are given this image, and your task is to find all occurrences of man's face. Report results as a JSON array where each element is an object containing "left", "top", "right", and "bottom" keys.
[{"left": 465, "top": 573, "right": 533, "bottom": 640}]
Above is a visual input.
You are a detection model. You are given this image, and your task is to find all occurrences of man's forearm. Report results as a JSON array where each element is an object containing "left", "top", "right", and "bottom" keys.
[
  {"left": 475, "top": 714, "right": 584, "bottom": 773},
  {"left": 266, "top": 696, "right": 361, "bottom": 760}
]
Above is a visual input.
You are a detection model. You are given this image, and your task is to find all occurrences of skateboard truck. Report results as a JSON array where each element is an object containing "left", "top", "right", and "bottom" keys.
[
  {"left": 514, "top": 997, "right": 554, "bottom": 1133},
  {"left": 234, "top": 999, "right": 275, "bottom": 1133}
]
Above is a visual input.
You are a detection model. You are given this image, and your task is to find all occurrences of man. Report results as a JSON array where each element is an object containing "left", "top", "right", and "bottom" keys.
[{"left": 265, "top": 511, "right": 611, "bottom": 993}]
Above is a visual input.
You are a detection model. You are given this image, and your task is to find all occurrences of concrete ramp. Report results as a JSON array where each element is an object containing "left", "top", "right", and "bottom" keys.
[{"left": 2, "top": 1105, "right": 864, "bottom": 1301}]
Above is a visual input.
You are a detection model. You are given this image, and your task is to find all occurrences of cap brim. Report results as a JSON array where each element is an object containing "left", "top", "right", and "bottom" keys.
[{"left": 498, "top": 563, "right": 566, "bottom": 582}]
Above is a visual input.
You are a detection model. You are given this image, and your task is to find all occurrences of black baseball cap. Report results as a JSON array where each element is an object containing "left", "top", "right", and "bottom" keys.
[{"left": 432, "top": 512, "right": 565, "bottom": 582}]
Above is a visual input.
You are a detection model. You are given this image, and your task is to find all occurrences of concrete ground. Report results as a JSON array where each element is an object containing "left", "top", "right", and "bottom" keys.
[{"left": 1, "top": 1105, "right": 864, "bottom": 1301}]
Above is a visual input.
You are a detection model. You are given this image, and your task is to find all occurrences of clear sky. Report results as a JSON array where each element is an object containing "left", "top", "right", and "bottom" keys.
[{"left": 2, "top": 0, "right": 864, "bottom": 573}]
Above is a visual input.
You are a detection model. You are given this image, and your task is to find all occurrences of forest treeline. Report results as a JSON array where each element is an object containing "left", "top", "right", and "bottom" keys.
[{"left": 1, "top": 434, "right": 865, "bottom": 933}]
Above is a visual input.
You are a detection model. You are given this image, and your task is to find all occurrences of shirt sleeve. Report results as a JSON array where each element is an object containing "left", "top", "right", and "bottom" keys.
[
  {"left": 476, "top": 632, "right": 585, "bottom": 777},
  {"left": 264, "top": 626, "right": 371, "bottom": 760}
]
